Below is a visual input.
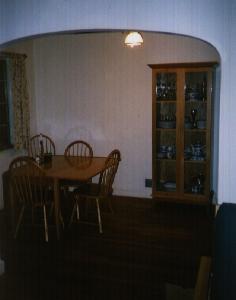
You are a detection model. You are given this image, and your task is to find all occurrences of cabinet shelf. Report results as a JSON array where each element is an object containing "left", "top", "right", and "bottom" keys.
[
  {"left": 185, "top": 100, "right": 207, "bottom": 104},
  {"left": 184, "top": 129, "right": 207, "bottom": 132},
  {"left": 150, "top": 62, "right": 216, "bottom": 204},
  {"left": 184, "top": 159, "right": 207, "bottom": 164},
  {"left": 156, "top": 100, "right": 176, "bottom": 103},
  {"left": 184, "top": 190, "right": 205, "bottom": 196},
  {"left": 156, "top": 158, "right": 176, "bottom": 162},
  {"left": 156, "top": 128, "right": 176, "bottom": 131}
]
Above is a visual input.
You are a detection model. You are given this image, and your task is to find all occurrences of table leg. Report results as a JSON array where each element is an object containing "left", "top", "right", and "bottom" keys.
[
  {"left": 9, "top": 180, "right": 15, "bottom": 235},
  {"left": 2, "top": 172, "right": 15, "bottom": 235},
  {"left": 53, "top": 178, "right": 60, "bottom": 240}
]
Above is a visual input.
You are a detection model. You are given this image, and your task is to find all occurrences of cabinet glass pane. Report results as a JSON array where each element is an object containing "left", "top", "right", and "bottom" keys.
[
  {"left": 156, "top": 102, "right": 176, "bottom": 129},
  {"left": 155, "top": 129, "right": 176, "bottom": 192},
  {"left": 155, "top": 71, "right": 177, "bottom": 193},
  {"left": 156, "top": 73, "right": 176, "bottom": 101},
  {"left": 184, "top": 71, "right": 208, "bottom": 195},
  {"left": 156, "top": 160, "right": 176, "bottom": 192}
]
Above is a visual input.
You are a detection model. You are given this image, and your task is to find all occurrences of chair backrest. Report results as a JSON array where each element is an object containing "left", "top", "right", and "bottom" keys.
[
  {"left": 9, "top": 156, "right": 52, "bottom": 207},
  {"left": 108, "top": 149, "right": 121, "bottom": 162},
  {"left": 98, "top": 149, "right": 121, "bottom": 197},
  {"left": 64, "top": 140, "right": 93, "bottom": 157},
  {"left": 29, "top": 133, "right": 56, "bottom": 159}
]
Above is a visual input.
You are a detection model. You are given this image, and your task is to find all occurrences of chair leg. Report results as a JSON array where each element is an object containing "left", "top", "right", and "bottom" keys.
[
  {"left": 108, "top": 197, "right": 114, "bottom": 214},
  {"left": 84, "top": 198, "right": 89, "bottom": 218},
  {"left": 50, "top": 202, "right": 54, "bottom": 216},
  {"left": 60, "top": 211, "right": 64, "bottom": 229},
  {"left": 76, "top": 202, "right": 80, "bottom": 221},
  {"left": 69, "top": 203, "right": 76, "bottom": 227},
  {"left": 31, "top": 207, "right": 35, "bottom": 225},
  {"left": 96, "top": 198, "right": 103, "bottom": 234},
  {"left": 43, "top": 205, "right": 49, "bottom": 242},
  {"left": 69, "top": 199, "right": 79, "bottom": 227},
  {"left": 14, "top": 205, "right": 25, "bottom": 239}
]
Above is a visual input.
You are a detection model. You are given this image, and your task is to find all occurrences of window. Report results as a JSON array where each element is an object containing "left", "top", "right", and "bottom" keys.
[{"left": 0, "top": 59, "right": 11, "bottom": 150}]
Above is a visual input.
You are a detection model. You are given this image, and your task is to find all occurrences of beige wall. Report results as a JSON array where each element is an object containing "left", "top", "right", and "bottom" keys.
[{"left": 0, "top": 32, "right": 220, "bottom": 206}]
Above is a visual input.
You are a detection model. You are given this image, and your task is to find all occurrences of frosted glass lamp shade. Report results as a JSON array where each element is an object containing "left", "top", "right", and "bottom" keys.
[{"left": 124, "top": 32, "right": 143, "bottom": 48}]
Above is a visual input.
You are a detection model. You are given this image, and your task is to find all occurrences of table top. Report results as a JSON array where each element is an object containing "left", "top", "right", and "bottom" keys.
[{"left": 42, "top": 155, "right": 107, "bottom": 181}]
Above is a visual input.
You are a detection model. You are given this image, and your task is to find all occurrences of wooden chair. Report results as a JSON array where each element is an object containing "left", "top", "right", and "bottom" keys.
[
  {"left": 107, "top": 149, "right": 121, "bottom": 196},
  {"left": 63, "top": 140, "right": 93, "bottom": 193},
  {"left": 69, "top": 149, "right": 121, "bottom": 233},
  {"left": 64, "top": 140, "right": 93, "bottom": 158},
  {"left": 9, "top": 156, "right": 61, "bottom": 242},
  {"left": 193, "top": 256, "right": 212, "bottom": 300},
  {"left": 29, "top": 133, "right": 56, "bottom": 159},
  {"left": 109, "top": 149, "right": 121, "bottom": 162}
]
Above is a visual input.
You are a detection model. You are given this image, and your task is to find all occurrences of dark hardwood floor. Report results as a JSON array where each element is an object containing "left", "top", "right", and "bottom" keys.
[{"left": 0, "top": 195, "right": 214, "bottom": 300}]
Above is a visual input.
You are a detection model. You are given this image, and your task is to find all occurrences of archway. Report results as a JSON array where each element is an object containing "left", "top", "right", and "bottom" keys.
[{"left": 0, "top": 31, "right": 220, "bottom": 201}]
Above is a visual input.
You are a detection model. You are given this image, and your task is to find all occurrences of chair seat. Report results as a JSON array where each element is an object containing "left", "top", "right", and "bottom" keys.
[
  {"left": 60, "top": 179, "right": 84, "bottom": 189},
  {"left": 74, "top": 183, "right": 100, "bottom": 197}
]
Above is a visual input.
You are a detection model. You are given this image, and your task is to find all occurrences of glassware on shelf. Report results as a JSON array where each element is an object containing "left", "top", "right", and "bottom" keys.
[
  {"left": 157, "top": 113, "right": 176, "bottom": 129},
  {"left": 201, "top": 77, "right": 207, "bottom": 101},
  {"left": 163, "top": 181, "right": 176, "bottom": 191},
  {"left": 157, "top": 144, "right": 176, "bottom": 159},
  {"left": 156, "top": 73, "right": 176, "bottom": 100},
  {"left": 157, "top": 145, "right": 167, "bottom": 159},
  {"left": 184, "top": 146, "right": 192, "bottom": 160},
  {"left": 190, "top": 142, "right": 206, "bottom": 161},
  {"left": 191, "top": 173, "right": 205, "bottom": 194},
  {"left": 191, "top": 109, "right": 198, "bottom": 129},
  {"left": 166, "top": 145, "right": 176, "bottom": 159}
]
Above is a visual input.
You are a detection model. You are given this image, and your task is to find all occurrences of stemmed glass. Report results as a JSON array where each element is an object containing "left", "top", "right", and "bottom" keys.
[{"left": 191, "top": 109, "right": 198, "bottom": 129}]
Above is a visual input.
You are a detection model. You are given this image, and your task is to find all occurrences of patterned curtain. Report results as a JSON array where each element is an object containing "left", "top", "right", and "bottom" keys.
[{"left": 7, "top": 53, "right": 30, "bottom": 150}]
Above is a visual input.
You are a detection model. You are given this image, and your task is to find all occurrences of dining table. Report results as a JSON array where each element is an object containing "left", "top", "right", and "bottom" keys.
[{"left": 43, "top": 155, "right": 107, "bottom": 239}]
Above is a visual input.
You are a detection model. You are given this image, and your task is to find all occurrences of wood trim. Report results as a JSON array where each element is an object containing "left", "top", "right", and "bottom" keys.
[
  {"left": 177, "top": 69, "right": 185, "bottom": 193},
  {"left": 152, "top": 69, "right": 157, "bottom": 194},
  {"left": 153, "top": 194, "right": 209, "bottom": 205},
  {"left": 194, "top": 256, "right": 212, "bottom": 300},
  {"left": 148, "top": 62, "right": 218, "bottom": 69},
  {"left": 0, "top": 51, "right": 27, "bottom": 59}
]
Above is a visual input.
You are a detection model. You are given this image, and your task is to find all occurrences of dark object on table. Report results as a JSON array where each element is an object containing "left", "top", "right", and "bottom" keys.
[{"left": 44, "top": 152, "right": 53, "bottom": 163}]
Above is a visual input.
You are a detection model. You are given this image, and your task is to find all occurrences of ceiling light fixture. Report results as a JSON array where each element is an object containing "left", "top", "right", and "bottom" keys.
[{"left": 124, "top": 32, "right": 143, "bottom": 48}]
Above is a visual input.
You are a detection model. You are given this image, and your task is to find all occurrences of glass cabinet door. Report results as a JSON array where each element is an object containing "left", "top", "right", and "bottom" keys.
[
  {"left": 155, "top": 72, "right": 177, "bottom": 193},
  {"left": 184, "top": 71, "right": 208, "bottom": 195},
  {"left": 150, "top": 63, "right": 215, "bottom": 202}
]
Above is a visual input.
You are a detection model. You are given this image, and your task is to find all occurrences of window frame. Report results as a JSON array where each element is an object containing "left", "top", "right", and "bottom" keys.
[{"left": 0, "top": 58, "right": 13, "bottom": 151}]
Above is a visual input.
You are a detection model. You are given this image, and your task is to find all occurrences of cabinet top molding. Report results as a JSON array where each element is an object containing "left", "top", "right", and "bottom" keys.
[{"left": 148, "top": 62, "right": 218, "bottom": 69}]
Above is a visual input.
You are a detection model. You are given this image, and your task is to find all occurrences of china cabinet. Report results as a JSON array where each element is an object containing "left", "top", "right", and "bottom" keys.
[{"left": 149, "top": 62, "right": 217, "bottom": 204}]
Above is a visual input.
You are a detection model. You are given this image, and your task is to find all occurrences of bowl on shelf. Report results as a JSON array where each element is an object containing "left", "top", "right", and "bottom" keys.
[
  {"left": 186, "top": 92, "right": 202, "bottom": 101},
  {"left": 157, "top": 152, "right": 166, "bottom": 159},
  {"left": 184, "top": 122, "right": 192, "bottom": 129},
  {"left": 197, "top": 120, "right": 206, "bottom": 129},
  {"left": 163, "top": 181, "right": 176, "bottom": 191}
]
